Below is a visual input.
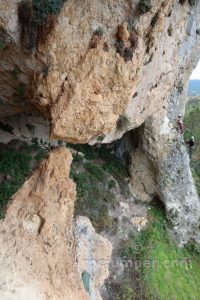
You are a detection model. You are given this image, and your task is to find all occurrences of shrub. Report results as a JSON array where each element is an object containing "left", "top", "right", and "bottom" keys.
[
  {"left": 32, "top": 0, "right": 65, "bottom": 25},
  {"left": 0, "top": 38, "right": 6, "bottom": 50},
  {"left": 188, "top": 0, "right": 196, "bottom": 6},
  {"left": 97, "top": 135, "right": 104, "bottom": 142},
  {"left": 84, "top": 162, "right": 105, "bottom": 181},
  {"left": 71, "top": 157, "right": 117, "bottom": 231},
  {"left": 116, "top": 115, "right": 130, "bottom": 131},
  {"left": 17, "top": 82, "right": 26, "bottom": 97},
  {"left": 138, "top": 0, "right": 152, "bottom": 13},
  {"left": 94, "top": 27, "right": 104, "bottom": 36},
  {"left": 108, "top": 179, "right": 116, "bottom": 189},
  {"left": 177, "top": 81, "right": 184, "bottom": 94},
  {"left": 116, "top": 283, "right": 136, "bottom": 300}
]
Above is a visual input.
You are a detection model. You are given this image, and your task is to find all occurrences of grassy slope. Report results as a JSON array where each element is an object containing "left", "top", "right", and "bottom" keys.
[
  {"left": 144, "top": 209, "right": 200, "bottom": 300},
  {"left": 121, "top": 207, "right": 200, "bottom": 300}
]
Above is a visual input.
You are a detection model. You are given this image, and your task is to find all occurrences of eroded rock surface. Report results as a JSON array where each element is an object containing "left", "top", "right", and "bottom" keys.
[
  {"left": 0, "top": 0, "right": 200, "bottom": 248},
  {"left": 75, "top": 216, "right": 112, "bottom": 300},
  {"left": 0, "top": 147, "right": 112, "bottom": 300},
  {"left": 0, "top": 0, "right": 42, "bottom": 116}
]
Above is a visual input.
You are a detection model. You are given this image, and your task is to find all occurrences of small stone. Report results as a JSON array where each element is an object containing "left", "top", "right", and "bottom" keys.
[
  {"left": 130, "top": 216, "right": 148, "bottom": 230},
  {"left": 119, "top": 202, "right": 129, "bottom": 210},
  {"left": 117, "top": 22, "right": 130, "bottom": 42},
  {"left": 39, "top": 97, "right": 49, "bottom": 107},
  {"left": 23, "top": 213, "right": 44, "bottom": 236},
  {"left": 77, "top": 151, "right": 84, "bottom": 158}
]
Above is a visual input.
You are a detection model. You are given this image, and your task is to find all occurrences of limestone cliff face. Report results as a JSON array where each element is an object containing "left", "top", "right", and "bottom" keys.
[
  {"left": 1, "top": 0, "right": 199, "bottom": 142},
  {"left": 0, "top": 0, "right": 42, "bottom": 116},
  {"left": 33, "top": 0, "right": 200, "bottom": 144},
  {"left": 0, "top": 0, "right": 200, "bottom": 244},
  {"left": 0, "top": 147, "right": 112, "bottom": 300}
]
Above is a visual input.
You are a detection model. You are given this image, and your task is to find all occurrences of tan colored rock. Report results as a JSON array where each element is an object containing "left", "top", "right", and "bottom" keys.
[
  {"left": 130, "top": 217, "right": 148, "bottom": 231},
  {"left": 23, "top": 213, "right": 44, "bottom": 236},
  {"left": 1, "top": 0, "right": 200, "bottom": 145},
  {"left": 0, "top": 147, "right": 112, "bottom": 300},
  {"left": 116, "top": 22, "right": 130, "bottom": 42},
  {"left": 32, "top": 0, "right": 183, "bottom": 143},
  {"left": 0, "top": 0, "right": 42, "bottom": 117}
]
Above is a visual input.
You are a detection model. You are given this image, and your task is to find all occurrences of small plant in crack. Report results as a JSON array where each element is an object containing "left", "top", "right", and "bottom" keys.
[
  {"left": 94, "top": 27, "right": 104, "bottom": 36},
  {"left": 0, "top": 38, "right": 6, "bottom": 50},
  {"left": 177, "top": 81, "right": 184, "bottom": 94},
  {"left": 188, "top": 0, "right": 196, "bottom": 6},
  {"left": 117, "top": 115, "right": 131, "bottom": 131},
  {"left": 17, "top": 82, "right": 26, "bottom": 97},
  {"left": 138, "top": 0, "right": 152, "bottom": 14}
]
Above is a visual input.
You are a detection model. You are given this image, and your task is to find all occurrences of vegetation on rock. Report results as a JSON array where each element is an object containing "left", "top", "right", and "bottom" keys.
[
  {"left": 117, "top": 115, "right": 130, "bottom": 131},
  {"left": 0, "top": 140, "right": 48, "bottom": 218},
  {"left": 120, "top": 206, "right": 200, "bottom": 299},
  {"left": 184, "top": 97, "right": 200, "bottom": 195},
  {"left": 138, "top": 0, "right": 152, "bottom": 14},
  {"left": 70, "top": 144, "right": 128, "bottom": 232}
]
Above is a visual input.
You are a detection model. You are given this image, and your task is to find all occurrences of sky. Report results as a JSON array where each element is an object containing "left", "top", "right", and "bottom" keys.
[{"left": 190, "top": 60, "right": 200, "bottom": 80}]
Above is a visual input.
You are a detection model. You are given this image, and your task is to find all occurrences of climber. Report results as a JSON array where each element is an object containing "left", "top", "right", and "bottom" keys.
[
  {"left": 186, "top": 136, "right": 195, "bottom": 158},
  {"left": 176, "top": 114, "right": 184, "bottom": 134}
]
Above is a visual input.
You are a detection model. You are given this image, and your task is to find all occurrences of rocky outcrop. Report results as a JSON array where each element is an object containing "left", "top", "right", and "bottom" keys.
[
  {"left": 32, "top": 0, "right": 200, "bottom": 144},
  {"left": 129, "top": 90, "right": 200, "bottom": 245},
  {"left": 128, "top": 0, "right": 200, "bottom": 245},
  {"left": 0, "top": 147, "right": 112, "bottom": 300},
  {"left": 0, "top": 0, "right": 200, "bottom": 245}
]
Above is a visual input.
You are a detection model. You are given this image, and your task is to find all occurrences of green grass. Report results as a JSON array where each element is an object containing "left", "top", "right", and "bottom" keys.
[
  {"left": 115, "top": 283, "right": 136, "bottom": 300},
  {"left": 71, "top": 161, "right": 116, "bottom": 231},
  {"left": 69, "top": 143, "right": 128, "bottom": 231},
  {"left": 67, "top": 143, "right": 127, "bottom": 177},
  {"left": 120, "top": 207, "right": 200, "bottom": 299}
]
